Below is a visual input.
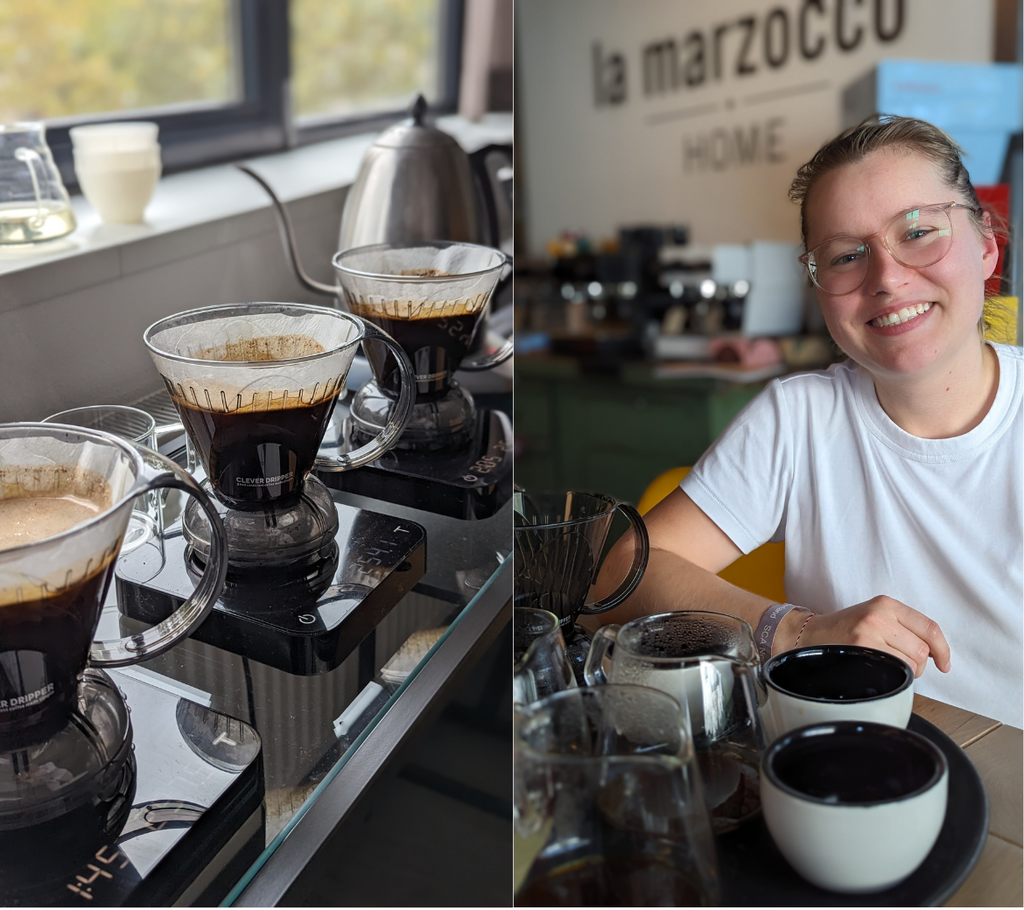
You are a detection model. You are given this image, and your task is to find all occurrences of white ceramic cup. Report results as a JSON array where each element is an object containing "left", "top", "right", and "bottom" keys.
[
  {"left": 70, "top": 121, "right": 159, "bottom": 152},
  {"left": 71, "top": 122, "right": 161, "bottom": 224},
  {"left": 760, "top": 720, "right": 948, "bottom": 893},
  {"left": 761, "top": 645, "right": 914, "bottom": 742}
]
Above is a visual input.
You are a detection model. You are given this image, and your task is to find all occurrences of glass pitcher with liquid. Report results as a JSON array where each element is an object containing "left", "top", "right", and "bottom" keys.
[{"left": 0, "top": 122, "right": 77, "bottom": 244}]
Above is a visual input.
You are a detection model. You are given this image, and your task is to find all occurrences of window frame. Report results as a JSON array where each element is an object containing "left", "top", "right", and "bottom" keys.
[{"left": 41, "top": 0, "right": 464, "bottom": 191}]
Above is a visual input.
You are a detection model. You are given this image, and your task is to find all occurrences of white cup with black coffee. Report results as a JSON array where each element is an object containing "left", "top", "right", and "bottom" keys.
[
  {"left": 761, "top": 720, "right": 948, "bottom": 892},
  {"left": 761, "top": 644, "right": 914, "bottom": 742}
]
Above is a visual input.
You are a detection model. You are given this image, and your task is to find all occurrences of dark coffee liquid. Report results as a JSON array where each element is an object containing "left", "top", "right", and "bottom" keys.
[
  {"left": 348, "top": 303, "right": 484, "bottom": 398},
  {"left": 0, "top": 557, "right": 116, "bottom": 748},
  {"left": 697, "top": 747, "right": 762, "bottom": 833},
  {"left": 768, "top": 648, "right": 910, "bottom": 700},
  {"left": 517, "top": 854, "right": 704, "bottom": 906},
  {"left": 172, "top": 393, "right": 340, "bottom": 508},
  {"left": 773, "top": 731, "right": 939, "bottom": 802}
]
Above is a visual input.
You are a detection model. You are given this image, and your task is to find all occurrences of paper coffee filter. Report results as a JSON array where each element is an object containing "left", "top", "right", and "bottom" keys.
[
  {"left": 0, "top": 437, "right": 135, "bottom": 507},
  {"left": 0, "top": 525, "right": 121, "bottom": 607},
  {"left": 335, "top": 243, "right": 504, "bottom": 316},
  {"left": 148, "top": 309, "right": 360, "bottom": 406},
  {"left": 150, "top": 310, "right": 359, "bottom": 361},
  {"left": 341, "top": 243, "right": 503, "bottom": 277},
  {"left": 343, "top": 289, "right": 492, "bottom": 320}
]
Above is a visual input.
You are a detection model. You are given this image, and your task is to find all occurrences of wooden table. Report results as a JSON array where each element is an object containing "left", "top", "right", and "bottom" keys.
[{"left": 912, "top": 694, "right": 1023, "bottom": 907}]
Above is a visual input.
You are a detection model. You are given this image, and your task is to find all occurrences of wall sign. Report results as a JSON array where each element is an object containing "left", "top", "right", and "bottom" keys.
[{"left": 517, "top": 0, "right": 995, "bottom": 253}]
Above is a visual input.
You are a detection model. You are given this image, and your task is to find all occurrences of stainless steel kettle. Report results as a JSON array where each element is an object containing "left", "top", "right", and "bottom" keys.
[
  {"left": 237, "top": 94, "right": 512, "bottom": 299},
  {"left": 340, "top": 93, "right": 510, "bottom": 251}
]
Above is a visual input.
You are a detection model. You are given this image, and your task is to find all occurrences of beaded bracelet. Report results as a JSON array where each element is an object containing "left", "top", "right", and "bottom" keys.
[{"left": 754, "top": 602, "right": 813, "bottom": 665}]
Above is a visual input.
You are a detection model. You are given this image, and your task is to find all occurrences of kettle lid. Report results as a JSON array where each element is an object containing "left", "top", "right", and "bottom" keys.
[{"left": 372, "top": 94, "right": 464, "bottom": 152}]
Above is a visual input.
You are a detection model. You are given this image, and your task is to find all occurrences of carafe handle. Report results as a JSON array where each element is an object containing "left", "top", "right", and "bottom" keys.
[
  {"left": 578, "top": 502, "right": 650, "bottom": 615},
  {"left": 314, "top": 318, "right": 415, "bottom": 471},
  {"left": 582, "top": 624, "right": 621, "bottom": 686},
  {"left": 89, "top": 448, "right": 227, "bottom": 666}
]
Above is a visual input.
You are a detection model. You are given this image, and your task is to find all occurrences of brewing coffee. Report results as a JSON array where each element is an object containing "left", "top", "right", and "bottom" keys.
[
  {"left": 0, "top": 480, "right": 118, "bottom": 747},
  {"left": 773, "top": 728, "right": 939, "bottom": 802},
  {"left": 0, "top": 422, "right": 227, "bottom": 751},
  {"left": 166, "top": 332, "right": 343, "bottom": 508},
  {"left": 170, "top": 390, "right": 341, "bottom": 508},
  {"left": 0, "top": 494, "right": 103, "bottom": 549},
  {"left": 347, "top": 297, "right": 486, "bottom": 398}
]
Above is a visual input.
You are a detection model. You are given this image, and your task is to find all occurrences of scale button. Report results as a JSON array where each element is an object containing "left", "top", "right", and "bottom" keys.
[{"left": 175, "top": 700, "right": 261, "bottom": 773}]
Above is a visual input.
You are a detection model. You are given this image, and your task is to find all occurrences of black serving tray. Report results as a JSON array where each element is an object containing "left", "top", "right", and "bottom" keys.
[{"left": 719, "top": 714, "right": 989, "bottom": 906}]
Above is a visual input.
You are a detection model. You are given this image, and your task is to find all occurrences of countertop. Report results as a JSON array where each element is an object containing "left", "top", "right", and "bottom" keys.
[{"left": 913, "top": 693, "right": 1023, "bottom": 907}]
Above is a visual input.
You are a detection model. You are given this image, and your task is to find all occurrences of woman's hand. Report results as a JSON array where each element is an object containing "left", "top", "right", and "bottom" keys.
[{"left": 787, "top": 596, "right": 951, "bottom": 677}]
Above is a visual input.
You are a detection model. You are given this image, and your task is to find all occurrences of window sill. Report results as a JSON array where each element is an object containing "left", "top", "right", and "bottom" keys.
[{"left": 0, "top": 113, "right": 512, "bottom": 316}]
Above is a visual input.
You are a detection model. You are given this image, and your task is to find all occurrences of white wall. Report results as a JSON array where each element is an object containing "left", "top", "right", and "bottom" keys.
[{"left": 516, "top": 0, "right": 996, "bottom": 254}]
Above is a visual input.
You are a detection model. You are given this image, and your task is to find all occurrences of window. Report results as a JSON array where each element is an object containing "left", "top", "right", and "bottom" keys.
[{"left": 0, "top": 0, "right": 462, "bottom": 188}]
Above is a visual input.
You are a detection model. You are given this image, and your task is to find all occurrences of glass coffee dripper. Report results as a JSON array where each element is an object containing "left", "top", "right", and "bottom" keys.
[
  {"left": 144, "top": 301, "right": 415, "bottom": 571},
  {"left": 513, "top": 490, "right": 649, "bottom": 683},
  {"left": 0, "top": 123, "right": 76, "bottom": 244},
  {"left": 333, "top": 241, "right": 511, "bottom": 451},
  {"left": 0, "top": 423, "right": 227, "bottom": 750}
]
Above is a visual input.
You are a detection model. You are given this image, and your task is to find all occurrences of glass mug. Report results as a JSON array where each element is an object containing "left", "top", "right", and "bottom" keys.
[
  {"left": 0, "top": 423, "right": 227, "bottom": 749},
  {"left": 514, "top": 684, "right": 721, "bottom": 906},
  {"left": 585, "top": 610, "right": 769, "bottom": 833},
  {"left": 42, "top": 405, "right": 164, "bottom": 555},
  {"left": 144, "top": 301, "right": 416, "bottom": 506}
]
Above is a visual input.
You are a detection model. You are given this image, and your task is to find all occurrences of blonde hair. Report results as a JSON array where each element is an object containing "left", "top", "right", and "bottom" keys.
[{"left": 791, "top": 114, "right": 1009, "bottom": 338}]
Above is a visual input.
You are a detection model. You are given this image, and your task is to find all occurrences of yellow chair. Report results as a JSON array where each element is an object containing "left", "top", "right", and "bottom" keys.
[{"left": 638, "top": 467, "right": 787, "bottom": 603}]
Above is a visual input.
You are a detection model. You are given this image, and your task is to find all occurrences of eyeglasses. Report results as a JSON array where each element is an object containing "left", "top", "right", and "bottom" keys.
[{"left": 799, "top": 202, "right": 979, "bottom": 296}]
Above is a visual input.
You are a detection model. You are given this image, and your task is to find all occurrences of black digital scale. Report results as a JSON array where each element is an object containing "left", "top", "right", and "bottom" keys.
[
  {"left": 319, "top": 404, "right": 514, "bottom": 521},
  {"left": 0, "top": 668, "right": 263, "bottom": 907},
  {"left": 116, "top": 499, "right": 427, "bottom": 676}
]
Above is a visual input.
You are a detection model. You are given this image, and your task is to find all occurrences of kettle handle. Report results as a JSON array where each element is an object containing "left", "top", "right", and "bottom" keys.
[
  {"left": 235, "top": 163, "right": 338, "bottom": 298},
  {"left": 468, "top": 144, "right": 511, "bottom": 251}
]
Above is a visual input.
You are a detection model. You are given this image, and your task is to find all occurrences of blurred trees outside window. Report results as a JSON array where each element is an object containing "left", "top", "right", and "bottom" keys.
[
  {"left": 0, "top": 0, "right": 442, "bottom": 126},
  {"left": 0, "top": 0, "right": 456, "bottom": 183},
  {"left": 0, "top": 0, "right": 237, "bottom": 123},
  {"left": 291, "top": 0, "right": 439, "bottom": 121}
]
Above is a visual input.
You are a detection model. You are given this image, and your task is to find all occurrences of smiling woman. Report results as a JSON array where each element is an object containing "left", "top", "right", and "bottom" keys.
[{"left": 593, "top": 114, "right": 1023, "bottom": 727}]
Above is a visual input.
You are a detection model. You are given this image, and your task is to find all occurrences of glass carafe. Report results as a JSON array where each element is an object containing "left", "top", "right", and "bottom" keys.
[
  {"left": 585, "top": 610, "right": 769, "bottom": 833},
  {"left": 514, "top": 685, "right": 721, "bottom": 905},
  {"left": 0, "top": 123, "right": 76, "bottom": 244}
]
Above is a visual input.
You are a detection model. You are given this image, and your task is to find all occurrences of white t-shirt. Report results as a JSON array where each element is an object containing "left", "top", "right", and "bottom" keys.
[{"left": 682, "top": 343, "right": 1023, "bottom": 726}]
